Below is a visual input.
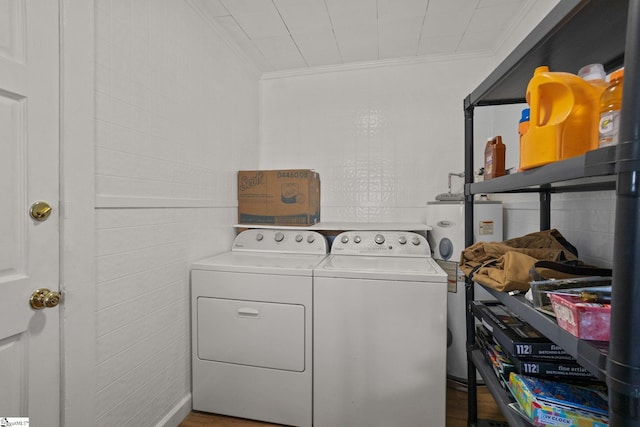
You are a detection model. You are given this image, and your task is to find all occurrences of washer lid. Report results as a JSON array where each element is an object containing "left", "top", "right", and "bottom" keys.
[
  {"left": 314, "top": 255, "right": 447, "bottom": 282},
  {"left": 192, "top": 251, "right": 328, "bottom": 276}
]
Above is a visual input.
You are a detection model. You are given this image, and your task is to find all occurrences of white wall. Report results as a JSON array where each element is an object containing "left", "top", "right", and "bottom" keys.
[
  {"left": 260, "top": 55, "right": 494, "bottom": 223},
  {"left": 492, "top": 0, "right": 561, "bottom": 65},
  {"left": 93, "top": 1, "right": 260, "bottom": 425},
  {"left": 260, "top": 0, "right": 614, "bottom": 269}
]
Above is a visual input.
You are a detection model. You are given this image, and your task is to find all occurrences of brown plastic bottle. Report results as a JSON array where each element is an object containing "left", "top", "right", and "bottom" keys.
[{"left": 484, "top": 136, "right": 505, "bottom": 180}]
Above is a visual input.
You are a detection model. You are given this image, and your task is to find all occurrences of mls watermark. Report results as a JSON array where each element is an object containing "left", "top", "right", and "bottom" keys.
[{"left": 0, "top": 418, "right": 29, "bottom": 427}]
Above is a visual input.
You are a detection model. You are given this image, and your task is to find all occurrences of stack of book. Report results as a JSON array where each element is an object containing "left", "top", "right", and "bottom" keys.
[
  {"left": 472, "top": 301, "right": 609, "bottom": 426},
  {"left": 472, "top": 301, "right": 598, "bottom": 385}
]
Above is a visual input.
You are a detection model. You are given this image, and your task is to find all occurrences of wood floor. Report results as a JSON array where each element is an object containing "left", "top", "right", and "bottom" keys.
[{"left": 179, "top": 385, "right": 506, "bottom": 427}]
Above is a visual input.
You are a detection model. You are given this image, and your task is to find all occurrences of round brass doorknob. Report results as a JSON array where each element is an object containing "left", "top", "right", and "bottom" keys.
[
  {"left": 30, "top": 201, "right": 52, "bottom": 221},
  {"left": 30, "top": 288, "right": 61, "bottom": 310}
]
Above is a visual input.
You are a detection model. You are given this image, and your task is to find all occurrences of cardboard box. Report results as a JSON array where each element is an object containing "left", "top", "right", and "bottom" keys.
[
  {"left": 238, "top": 169, "right": 320, "bottom": 226},
  {"left": 550, "top": 294, "right": 611, "bottom": 341}
]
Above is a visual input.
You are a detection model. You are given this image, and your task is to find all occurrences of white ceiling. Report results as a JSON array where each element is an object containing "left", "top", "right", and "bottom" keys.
[{"left": 191, "top": 0, "right": 529, "bottom": 73}]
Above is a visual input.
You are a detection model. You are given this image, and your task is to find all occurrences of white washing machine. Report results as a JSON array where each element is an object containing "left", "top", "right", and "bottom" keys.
[
  {"left": 191, "top": 229, "right": 328, "bottom": 427},
  {"left": 426, "top": 201, "right": 503, "bottom": 383},
  {"left": 313, "top": 231, "right": 448, "bottom": 427}
]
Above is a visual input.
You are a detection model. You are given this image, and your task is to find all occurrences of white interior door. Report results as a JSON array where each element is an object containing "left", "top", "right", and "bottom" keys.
[{"left": 0, "top": 1, "right": 60, "bottom": 425}]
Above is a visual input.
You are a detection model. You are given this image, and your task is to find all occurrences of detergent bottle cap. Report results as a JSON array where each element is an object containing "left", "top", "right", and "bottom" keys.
[
  {"left": 534, "top": 66, "right": 550, "bottom": 75},
  {"left": 578, "top": 63, "right": 606, "bottom": 81}
]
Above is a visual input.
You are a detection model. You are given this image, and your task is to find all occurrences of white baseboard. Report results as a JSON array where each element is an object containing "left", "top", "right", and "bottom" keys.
[{"left": 155, "top": 394, "right": 192, "bottom": 427}]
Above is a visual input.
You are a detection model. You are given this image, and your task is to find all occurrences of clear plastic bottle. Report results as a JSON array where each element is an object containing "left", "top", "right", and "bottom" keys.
[
  {"left": 599, "top": 68, "right": 624, "bottom": 147},
  {"left": 578, "top": 63, "right": 609, "bottom": 90}
]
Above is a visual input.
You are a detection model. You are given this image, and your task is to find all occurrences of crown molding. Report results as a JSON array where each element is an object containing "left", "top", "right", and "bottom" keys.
[{"left": 260, "top": 50, "right": 493, "bottom": 80}]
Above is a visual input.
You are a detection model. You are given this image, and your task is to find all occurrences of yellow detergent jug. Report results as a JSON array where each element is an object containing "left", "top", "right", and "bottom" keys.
[{"left": 520, "top": 66, "right": 606, "bottom": 170}]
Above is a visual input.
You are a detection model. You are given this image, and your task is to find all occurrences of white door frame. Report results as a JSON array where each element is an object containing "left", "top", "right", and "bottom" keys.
[{"left": 59, "top": 0, "right": 96, "bottom": 425}]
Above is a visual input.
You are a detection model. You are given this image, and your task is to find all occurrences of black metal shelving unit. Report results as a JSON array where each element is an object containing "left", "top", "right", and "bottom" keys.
[
  {"left": 463, "top": 0, "right": 640, "bottom": 425},
  {"left": 470, "top": 348, "right": 531, "bottom": 427}
]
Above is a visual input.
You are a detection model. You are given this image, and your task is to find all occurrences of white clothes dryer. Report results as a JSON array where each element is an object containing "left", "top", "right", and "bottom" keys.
[
  {"left": 313, "top": 231, "right": 448, "bottom": 427},
  {"left": 191, "top": 229, "right": 328, "bottom": 427},
  {"left": 426, "top": 201, "right": 503, "bottom": 384}
]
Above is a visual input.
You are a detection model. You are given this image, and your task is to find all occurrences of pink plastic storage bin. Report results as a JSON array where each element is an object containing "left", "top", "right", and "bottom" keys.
[{"left": 550, "top": 294, "right": 611, "bottom": 341}]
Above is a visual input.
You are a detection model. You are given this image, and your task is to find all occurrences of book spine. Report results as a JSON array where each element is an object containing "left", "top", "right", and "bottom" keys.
[
  {"left": 472, "top": 301, "right": 572, "bottom": 359},
  {"left": 512, "top": 358, "right": 596, "bottom": 379}
]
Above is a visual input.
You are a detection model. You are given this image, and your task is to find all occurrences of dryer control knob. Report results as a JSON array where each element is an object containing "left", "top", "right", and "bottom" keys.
[
  {"left": 307, "top": 235, "right": 316, "bottom": 243},
  {"left": 374, "top": 234, "right": 385, "bottom": 245},
  {"left": 295, "top": 234, "right": 303, "bottom": 242},
  {"left": 274, "top": 232, "right": 285, "bottom": 242},
  {"left": 398, "top": 235, "right": 407, "bottom": 245},
  {"left": 354, "top": 235, "right": 361, "bottom": 244},
  {"left": 340, "top": 235, "right": 349, "bottom": 244},
  {"left": 256, "top": 233, "right": 264, "bottom": 241},
  {"left": 411, "top": 236, "right": 421, "bottom": 246}
]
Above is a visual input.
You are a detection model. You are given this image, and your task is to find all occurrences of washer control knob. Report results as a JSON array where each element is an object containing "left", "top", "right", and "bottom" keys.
[
  {"left": 307, "top": 234, "right": 316, "bottom": 243},
  {"left": 353, "top": 235, "right": 362, "bottom": 244},
  {"left": 274, "top": 232, "right": 285, "bottom": 242},
  {"left": 295, "top": 234, "right": 303, "bottom": 242},
  {"left": 411, "top": 236, "right": 421, "bottom": 246},
  {"left": 374, "top": 234, "right": 385, "bottom": 245},
  {"left": 256, "top": 233, "right": 264, "bottom": 241},
  {"left": 340, "top": 235, "right": 349, "bottom": 244},
  {"left": 398, "top": 235, "right": 407, "bottom": 245}
]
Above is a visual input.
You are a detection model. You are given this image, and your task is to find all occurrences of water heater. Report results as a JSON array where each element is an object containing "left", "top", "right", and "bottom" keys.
[{"left": 426, "top": 201, "right": 503, "bottom": 384}]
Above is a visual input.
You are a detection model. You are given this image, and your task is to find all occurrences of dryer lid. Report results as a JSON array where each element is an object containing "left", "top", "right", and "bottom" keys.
[{"left": 192, "top": 251, "right": 328, "bottom": 276}]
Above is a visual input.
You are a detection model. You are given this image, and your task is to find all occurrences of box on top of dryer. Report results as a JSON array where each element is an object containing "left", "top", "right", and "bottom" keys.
[{"left": 238, "top": 169, "right": 320, "bottom": 226}]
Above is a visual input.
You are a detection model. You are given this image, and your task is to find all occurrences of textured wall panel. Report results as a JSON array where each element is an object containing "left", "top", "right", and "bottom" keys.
[{"left": 93, "top": 0, "right": 259, "bottom": 425}]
